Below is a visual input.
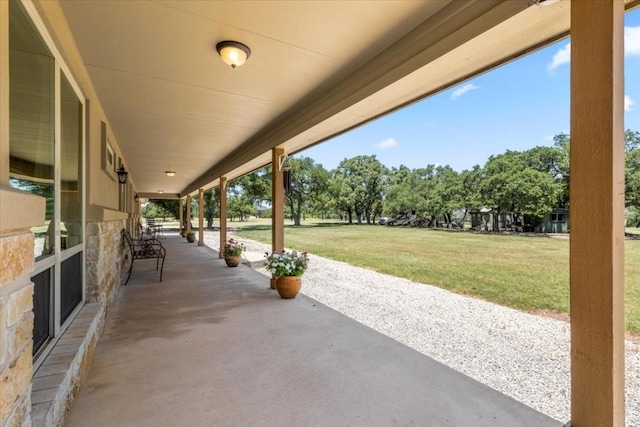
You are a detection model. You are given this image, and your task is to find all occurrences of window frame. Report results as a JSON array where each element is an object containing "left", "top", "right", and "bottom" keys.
[{"left": 12, "top": 0, "right": 87, "bottom": 368}]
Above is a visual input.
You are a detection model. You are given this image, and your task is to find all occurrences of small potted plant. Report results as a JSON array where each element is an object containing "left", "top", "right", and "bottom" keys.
[
  {"left": 264, "top": 250, "right": 309, "bottom": 299},
  {"left": 223, "top": 239, "right": 244, "bottom": 267},
  {"left": 186, "top": 231, "right": 195, "bottom": 243}
]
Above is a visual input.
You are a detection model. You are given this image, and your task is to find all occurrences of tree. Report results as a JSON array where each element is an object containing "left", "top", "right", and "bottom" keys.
[
  {"left": 384, "top": 165, "right": 419, "bottom": 217},
  {"left": 549, "top": 130, "right": 640, "bottom": 211},
  {"left": 328, "top": 172, "right": 355, "bottom": 223},
  {"left": 284, "top": 157, "right": 329, "bottom": 226},
  {"left": 424, "top": 165, "right": 463, "bottom": 226},
  {"left": 625, "top": 129, "right": 640, "bottom": 152},
  {"left": 223, "top": 167, "right": 272, "bottom": 222},
  {"left": 232, "top": 166, "right": 272, "bottom": 206},
  {"left": 334, "top": 155, "right": 386, "bottom": 224},
  {"left": 203, "top": 189, "right": 217, "bottom": 228},
  {"left": 625, "top": 130, "right": 640, "bottom": 224},
  {"left": 308, "top": 191, "right": 333, "bottom": 220},
  {"left": 481, "top": 151, "right": 560, "bottom": 229},
  {"left": 144, "top": 199, "right": 180, "bottom": 220},
  {"left": 516, "top": 144, "right": 569, "bottom": 209},
  {"left": 458, "top": 165, "right": 483, "bottom": 222},
  {"left": 227, "top": 196, "right": 257, "bottom": 221}
]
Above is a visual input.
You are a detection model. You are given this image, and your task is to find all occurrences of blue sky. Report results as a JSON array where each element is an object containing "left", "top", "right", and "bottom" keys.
[{"left": 300, "top": 9, "right": 640, "bottom": 172}]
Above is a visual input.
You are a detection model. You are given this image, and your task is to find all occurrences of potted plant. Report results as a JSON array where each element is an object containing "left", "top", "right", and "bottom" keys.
[
  {"left": 186, "top": 231, "right": 195, "bottom": 243},
  {"left": 223, "top": 239, "right": 244, "bottom": 267},
  {"left": 264, "top": 250, "right": 309, "bottom": 299}
]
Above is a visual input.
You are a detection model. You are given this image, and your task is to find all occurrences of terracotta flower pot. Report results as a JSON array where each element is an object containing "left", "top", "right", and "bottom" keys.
[
  {"left": 224, "top": 255, "right": 241, "bottom": 267},
  {"left": 275, "top": 276, "right": 301, "bottom": 299}
]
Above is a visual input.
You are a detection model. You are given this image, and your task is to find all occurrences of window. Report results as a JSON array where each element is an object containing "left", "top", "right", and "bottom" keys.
[
  {"left": 60, "top": 73, "right": 83, "bottom": 250},
  {"left": 9, "top": 0, "right": 55, "bottom": 260},
  {"left": 9, "top": 0, "right": 85, "bottom": 361},
  {"left": 551, "top": 213, "right": 565, "bottom": 222}
]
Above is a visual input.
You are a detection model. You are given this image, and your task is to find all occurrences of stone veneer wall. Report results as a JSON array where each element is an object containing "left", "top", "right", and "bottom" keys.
[
  {"left": 29, "top": 218, "right": 128, "bottom": 426},
  {"left": 0, "top": 230, "right": 35, "bottom": 427},
  {"left": 0, "top": 217, "right": 128, "bottom": 427},
  {"left": 86, "top": 219, "right": 127, "bottom": 304}
]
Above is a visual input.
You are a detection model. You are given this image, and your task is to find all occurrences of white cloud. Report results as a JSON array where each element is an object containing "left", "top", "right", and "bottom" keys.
[
  {"left": 450, "top": 83, "right": 479, "bottom": 100},
  {"left": 543, "top": 135, "right": 554, "bottom": 142},
  {"left": 626, "top": 26, "right": 640, "bottom": 56},
  {"left": 625, "top": 95, "right": 635, "bottom": 112},
  {"left": 547, "top": 27, "right": 638, "bottom": 69},
  {"left": 376, "top": 138, "right": 397, "bottom": 150},
  {"left": 548, "top": 42, "right": 571, "bottom": 70}
]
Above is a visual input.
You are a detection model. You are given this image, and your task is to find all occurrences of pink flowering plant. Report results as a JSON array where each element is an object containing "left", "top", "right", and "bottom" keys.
[
  {"left": 223, "top": 239, "right": 244, "bottom": 257},
  {"left": 265, "top": 250, "right": 309, "bottom": 277}
]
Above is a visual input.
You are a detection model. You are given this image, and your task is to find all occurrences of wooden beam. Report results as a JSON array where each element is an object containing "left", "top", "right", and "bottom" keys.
[
  {"left": 219, "top": 177, "right": 227, "bottom": 258},
  {"left": 198, "top": 188, "right": 204, "bottom": 246},
  {"left": 271, "top": 148, "right": 285, "bottom": 254},
  {"left": 570, "top": 1, "right": 625, "bottom": 425},
  {"left": 178, "top": 197, "right": 183, "bottom": 236},
  {"left": 186, "top": 194, "right": 192, "bottom": 234}
]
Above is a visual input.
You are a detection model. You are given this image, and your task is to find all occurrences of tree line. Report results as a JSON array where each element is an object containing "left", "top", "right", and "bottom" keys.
[{"left": 143, "top": 130, "right": 640, "bottom": 228}]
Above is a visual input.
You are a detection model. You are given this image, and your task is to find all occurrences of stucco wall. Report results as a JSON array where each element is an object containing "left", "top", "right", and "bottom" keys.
[
  {"left": 32, "top": 0, "right": 138, "bottom": 214},
  {"left": 0, "top": 0, "right": 9, "bottom": 184}
]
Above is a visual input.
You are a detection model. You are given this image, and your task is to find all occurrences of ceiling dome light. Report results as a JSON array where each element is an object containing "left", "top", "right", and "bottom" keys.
[
  {"left": 216, "top": 40, "right": 251, "bottom": 68},
  {"left": 165, "top": 171, "right": 176, "bottom": 177}
]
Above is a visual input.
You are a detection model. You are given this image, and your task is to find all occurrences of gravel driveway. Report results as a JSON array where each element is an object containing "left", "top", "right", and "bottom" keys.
[{"left": 204, "top": 230, "right": 640, "bottom": 425}]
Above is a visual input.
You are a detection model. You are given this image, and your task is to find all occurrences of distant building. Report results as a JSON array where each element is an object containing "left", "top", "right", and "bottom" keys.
[
  {"left": 531, "top": 208, "right": 569, "bottom": 234},
  {"left": 470, "top": 208, "right": 508, "bottom": 231},
  {"left": 472, "top": 208, "right": 569, "bottom": 233}
]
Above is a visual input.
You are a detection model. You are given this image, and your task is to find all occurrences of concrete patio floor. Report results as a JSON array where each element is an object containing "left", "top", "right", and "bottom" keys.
[{"left": 65, "top": 234, "right": 560, "bottom": 427}]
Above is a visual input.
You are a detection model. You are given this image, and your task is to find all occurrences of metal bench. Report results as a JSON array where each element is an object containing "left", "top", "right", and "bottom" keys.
[
  {"left": 121, "top": 229, "right": 166, "bottom": 286},
  {"left": 145, "top": 217, "right": 164, "bottom": 238},
  {"left": 137, "top": 221, "right": 157, "bottom": 240}
]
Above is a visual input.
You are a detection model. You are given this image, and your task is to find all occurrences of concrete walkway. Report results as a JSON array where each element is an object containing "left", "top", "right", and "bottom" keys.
[{"left": 65, "top": 234, "right": 560, "bottom": 427}]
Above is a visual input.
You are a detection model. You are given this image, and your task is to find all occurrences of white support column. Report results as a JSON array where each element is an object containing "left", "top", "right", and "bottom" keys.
[
  {"left": 198, "top": 188, "right": 204, "bottom": 246},
  {"left": 570, "top": 1, "right": 625, "bottom": 425},
  {"left": 219, "top": 177, "right": 227, "bottom": 258},
  {"left": 271, "top": 147, "right": 285, "bottom": 255}
]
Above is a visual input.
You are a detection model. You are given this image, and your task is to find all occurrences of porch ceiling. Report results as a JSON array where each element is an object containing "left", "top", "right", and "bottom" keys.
[{"left": 56, "top": 0, "right": 632, "bottom": 198}]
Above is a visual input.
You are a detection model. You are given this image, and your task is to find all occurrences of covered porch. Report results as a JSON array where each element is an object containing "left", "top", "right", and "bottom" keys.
[
  {"left": 0, "top": 1, "right": 636, "bottom": 426},
  {"left": 64, "top": 234, "right": 557, "bottom": 426}
]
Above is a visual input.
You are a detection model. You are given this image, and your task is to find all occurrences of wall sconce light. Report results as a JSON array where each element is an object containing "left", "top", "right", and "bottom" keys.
[
  {"left": 116, "top": 165, "right": 128, "bottom": 184},
  {"left": 165, "top": 171, "right": 176, "bottom": 177},
  {"left": 216, "top": 40, "right": 251, "bottom": 68},
  {"left": 134, "top": 193, "right": 140, "bottom": 202}
]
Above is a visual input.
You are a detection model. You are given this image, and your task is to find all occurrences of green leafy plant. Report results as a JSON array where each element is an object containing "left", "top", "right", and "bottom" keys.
[
  {"left": 265, "top": 250, "right": 309, "bottom": 277},
  {"left": 223, "top": 239, "right": 244, "bottom": 257}
]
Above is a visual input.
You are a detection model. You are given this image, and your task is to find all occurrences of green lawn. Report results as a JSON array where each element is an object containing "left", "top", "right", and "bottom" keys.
[{"left": 233, "top": 219, "right": 640, "bottom": 334}]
